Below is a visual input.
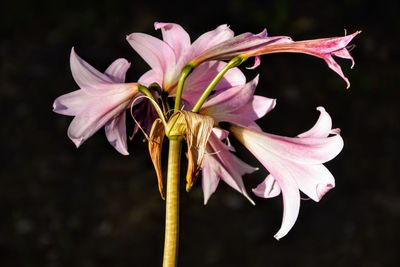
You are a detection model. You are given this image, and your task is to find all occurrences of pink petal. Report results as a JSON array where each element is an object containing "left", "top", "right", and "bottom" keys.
[
  {"left": 298, "top": 107, "right": 332, "bottom": 138},
  {"left": 285, "top": 162, "right": 335, "bottom": 202},
  {"left": 201, "top": 154, "right": 222, "bottom": 205},
  {"left": 104, "top": 58, "right": 131, "bottom": 83},
  {"left": 138, "top": 69, "right": 163, "bottom": 87},
  {"left": 70, "top": 48, "right": 113, "bottom": 88},
  {"left": 207, "top": 133, "right": 256, "bottom": 204},
  {"left": 202, "top": 76, "right": 259, "bottom": 117},
  {"left": 246, "top": 56, "right": 261, "bottom": 69},
  {"left": 273, "top": 172, "right": 300, "bottom": 240},
  {"left": 231, "top": 95, "right": 276, "bottom": 121},
  {"left": 232, "top": 123, "right": 343, "bottom": 165},
  {"left": 253, "top": 175, "right": 281, "bottom": 198},
  {"left": 53, "top": 89, "right": 92, "bottom": 116},
  {"left": 190, "top": 24, "right": 234, "bottom": 57},
  {"left": 181, "top": 60, "right": 245, "bottom": 105},
  {"left": 104, "top": 111, "right": 129, "bottom": 155},
  {"left": 154, "top": 22, "right": 191, "bottom": 61},
  {"left": 126, "top": 32, "right": 176, "bottom": 84},
  {"left": 67, "top": 96, "right": 130, "bottom": 148}
]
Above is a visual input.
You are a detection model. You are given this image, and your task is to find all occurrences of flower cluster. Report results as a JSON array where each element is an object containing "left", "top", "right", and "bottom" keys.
[{"left": 53, "top": 22, "right": 359, "bottom": 239}]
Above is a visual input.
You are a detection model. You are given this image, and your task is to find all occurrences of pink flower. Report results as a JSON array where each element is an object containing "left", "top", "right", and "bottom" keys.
[
  {"left": 127, "top": 22, "right": 236, "bottom": 92},
  {"left": 191, "top": 30, "right": 361, "bottom": 88},
  {"left": 230, "top": 107, "right": 343, "bottom": 239},
  {"left": 194, "top": 76, "right": 276, "bottom": 203},
  {"left": 53, "top": 48, "right": 139, "bottom": 155}
]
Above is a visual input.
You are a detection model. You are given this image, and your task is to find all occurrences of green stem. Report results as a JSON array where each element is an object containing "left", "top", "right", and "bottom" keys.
[
  {"left": 163, "top": 137, "right": 182, "bottom": 267},
  {"left": 191, "top": 56, "right": 246, "bottom": 113},
  {"left": 174, "top": 64, "right": 194, "bottom": 113}
]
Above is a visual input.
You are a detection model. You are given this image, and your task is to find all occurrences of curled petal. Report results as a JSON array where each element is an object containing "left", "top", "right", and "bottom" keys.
[
  {"left": 298, "top": 106, "right": 332, "bottom": 138},
  {"left": 253, "top": 175, "right": 281, "bottom": 198},
  {"left": 105, "top": 58, "right": 131, "bottom": 83},
  {"left": 138, "top": 69, "right": 163, "bottom": 88}
]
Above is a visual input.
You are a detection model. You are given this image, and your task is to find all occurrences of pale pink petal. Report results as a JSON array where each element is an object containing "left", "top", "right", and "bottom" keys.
[
  {"left": 298, "top": 107, "right": 332, "bottom": 138},
  {"left": 212, "top": 127, "right": 229, "bottom": 140},
  {"left": 246, "top": 56, "right": 261, "bottom": 69},
  {"left": 202, "top": 76, "right": 259, "bottom": 117},
  {"left": 207, "top": 133, "right": 256, "bottom": 204},
  {"left": 201, "top": 154, "right": 222, "bottom": 205},
  {"left": 138, "top": 69, "right": 163, "bottom": 87},
  {"left": 104, "top": 111, "right": 129, "bottom": 155},
  {"left": 154, "top": 22, "right": 191, "bottom": 60},
  {"left": 181, "top": 60, "right": 245, "bottom": 105},
  {"left": 190, "top": 24, "right": 234, "bottom": 57},
  {"left": 70, "top": 48, "right": 112, "bottom": 88},
  {"left": 67, "top": 96, "right": 130, "bottom": 147},
  {"left": 324, "top": 55, "right": 350, "bottom": 89},
  {"left": 126, "top": 32, "right": 176, "bottom": 82},
  {"left": 231, "top": 95, "right": 276, "bottom": 121},
  {"left": 285, "top": 162, "right": 335, "bottom": 202},
  {"left": 53, "top": 89, "right": 92, "bottom": 116},
  {"left": 253, "top": 175, "right": 281, "bottom": 198},
  {"left": 232, "top": 124, "right": 343, "bottom": 165},
  {"left": 105, "top": 58, "right": 131, "bottom": 83},
  {"left": 332, "top": 48, "right": 355, "bottom": 68},
  {"left": 274, "top": 173, "right": 300, "bottom": 240}
]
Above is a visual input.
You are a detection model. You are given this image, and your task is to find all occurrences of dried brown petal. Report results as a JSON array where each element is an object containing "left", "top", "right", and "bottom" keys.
[{"left": 148, "top": 118, "right": 166, "bottom": 199}]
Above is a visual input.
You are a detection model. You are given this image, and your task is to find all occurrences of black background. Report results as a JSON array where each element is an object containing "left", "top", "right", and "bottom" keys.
[{"left": 1, "top": 0, "right": 399, "bottom": 266}]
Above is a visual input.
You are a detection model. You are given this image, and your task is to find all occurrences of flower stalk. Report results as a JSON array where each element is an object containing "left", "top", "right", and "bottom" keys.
[
  {"left": 191, "top": 55, "right": 246, "bottom": 113},
  {"left": 163, "top": 136, "right": 182, "bottom": 267}
]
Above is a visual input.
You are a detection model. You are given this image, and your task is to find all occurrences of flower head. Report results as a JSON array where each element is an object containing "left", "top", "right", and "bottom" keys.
[
  {"left": 191, "top": 30, "right": 361, "bottom": 88},
  {"left": 53, "top": 48, "right": 139, "bottom": 155},
  {"left": 230, "top": 107, "right": 343, "bottom": 239},
  {"left": 127, "top": 23, "right": 235, "bottom": 92}
]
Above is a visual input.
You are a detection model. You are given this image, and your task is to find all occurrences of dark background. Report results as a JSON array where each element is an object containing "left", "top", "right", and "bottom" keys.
[{"left": 1, "top": 0, "right": 399, "bottom": 266}]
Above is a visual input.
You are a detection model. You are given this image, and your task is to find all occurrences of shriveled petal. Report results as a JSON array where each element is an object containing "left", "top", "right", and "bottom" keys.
[
  {"left": 105, "top": 58, "right": 131, "bottom": 83},
  {"left": 104, "top": 111, "right": 129, "bottom": 155},
  {"left": 53, "top": 89, "right": 92, "bottom": 116},
  {"left": 253, "top": 175, "right": 281, "bottom": 198},
  {"left": 70, "top": 48, "right": 113, "bottom": 88},
  {"left": 154, "top": 22, "right": 191, "bottom": 61},
  {"left": 148, "top": 119, "right": 166, "bottom": 199},
  {"left": 126, "top": 32, "right": 176, "bottom": 84},
  {"left": 298, "top": 107, "right": 332, "bottom": 138}
]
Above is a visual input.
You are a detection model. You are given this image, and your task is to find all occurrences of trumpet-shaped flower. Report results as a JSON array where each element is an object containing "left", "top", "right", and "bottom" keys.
[
  {"left": 191, "top": 30, "right": 361, "bottom": 88},
  {"left": 53, "top": 48, "right": 139, "bottom": 155},
  {"left": 190, "top": 75, "right": 276, "bottom": 203},
  {"left": 230, "top": 107, "right": 343, "bottom": 239},
  {"left": 127, "top": 22, "right": 238, "bottom": 92}
]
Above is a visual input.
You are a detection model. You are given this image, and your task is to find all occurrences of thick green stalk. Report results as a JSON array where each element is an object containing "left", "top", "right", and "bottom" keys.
[
  {"left": 163, "top": 137, "right": 182, "bottom": 267},
  {"left": 191, "top": 56, "right": 246, "bottom": 113}
]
